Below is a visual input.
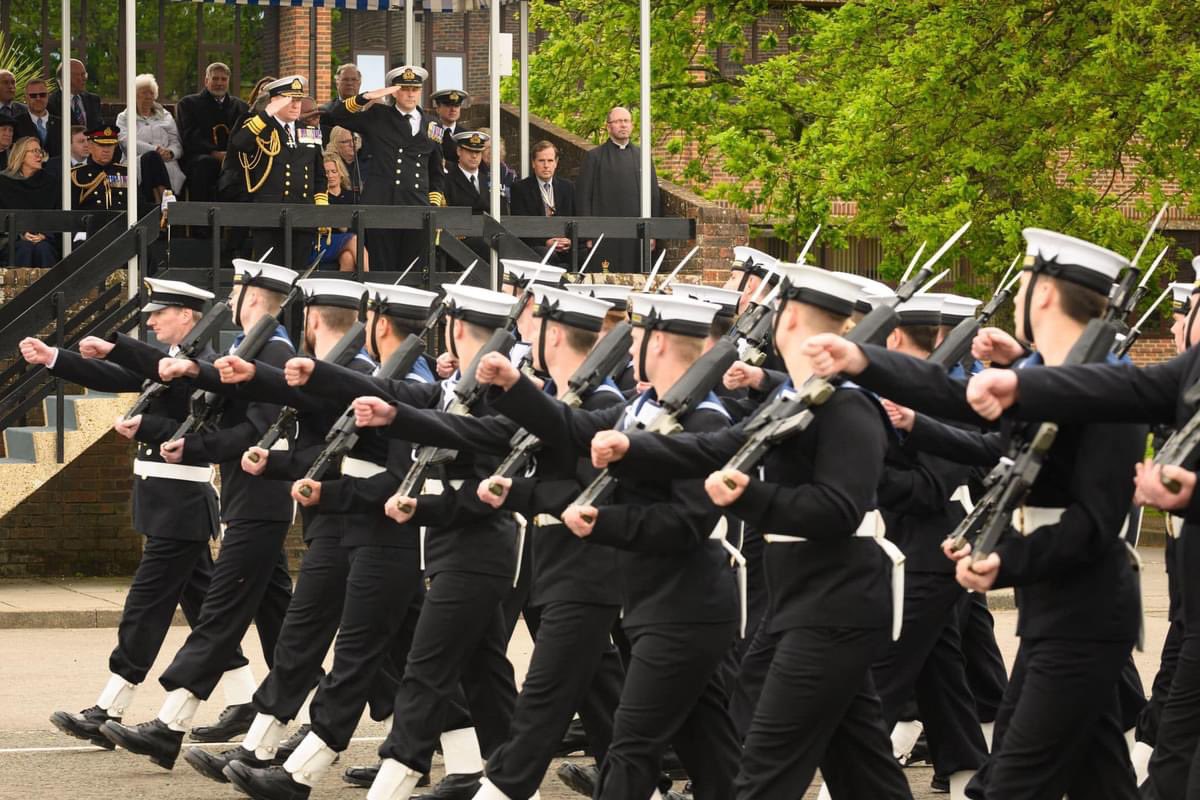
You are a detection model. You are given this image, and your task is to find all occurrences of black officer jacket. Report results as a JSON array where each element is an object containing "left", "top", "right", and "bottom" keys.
[
  {"left": 71, "top": 158, "right": 127, "bottom": 211},
  {"left": 48, "top": 346, "right": 219, "bottom": 542},
  {"left": 300, "top": 358, "right": 518, "bottom": 580},
  {"left": 322, "top": 97, "right": 445, "bottom": 207},
  {"left": 176, "top": 89, "right": 249, "bottom": 162},
  {"left": 444, "top": 164, "right": 488, "bottom": 213},
  {"left": 107, "top": 331, "right": 296, "bottom": 524},
  {"left": 227, "top": 110, "right": 328, "bottom": 205},
  {"left": 855, "top": 344, "right": 1144, "bottom": 643},
  {"left": 496, "top": 377, "right": 739, "bottom": 629},
  {"left": 613, "top": 384, "right": 892, "bottom": 634}
]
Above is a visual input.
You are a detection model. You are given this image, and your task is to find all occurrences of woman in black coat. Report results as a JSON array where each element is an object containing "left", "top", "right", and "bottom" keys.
[{"left": 0, "top": 135, "right": 60, "bottom": 266}]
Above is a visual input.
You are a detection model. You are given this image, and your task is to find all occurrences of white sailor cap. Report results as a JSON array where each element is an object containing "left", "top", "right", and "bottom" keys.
[
  {"left": 364, "top": 282, "right": 439, "bottom": 321},
  {"left": 531, "top": 284, "right": 612, "bottom": 332},
  {"left": 674, "top": 284, "right": 741, "bottom": 319},
  {"left": 232, "top": 258, "right": 298, "bottom": 295},
  {"left": 564, "top": 282, "right": 633, "bottom": 312},
  {"left": 141, "top": 277, "right": 214, "bottom": 313},
  {"left": 501, "top": 259, "right": 566, "bottom": 290},
  {"left": 1170, "top": 282, "right": 1198, "bottom": 315},
  {"left": 265, "top": 75, "right": 307, "bottom": 99},
  {"left": 1022, "top": 228, "right": 1129, "bottom": 295},
  {"left": 628, "top": 293, "right": 720, "bottom": 338},
  {"left": 931, "top": 293, "right": 983, "bottom": 325},
  {"left": 297, "top": 278, "right": 367, "bottom": 311},
  {"left": 777, "top": 264, "right": 866, "bottom": 318},
  {"left": 895, "top": 293, "right": 945, "bottom": 327},
  {"left": 836, "top": 273, "right": 896, "bottom": 314},
  {"left": 731, "top": 246, "right": 779, "bottom": 279},
  {"left": 386, "top": 65, "right": 428, "bottom": 86},
  {"left": 441, "top": 284, "right": 518, "bottom": 329}
]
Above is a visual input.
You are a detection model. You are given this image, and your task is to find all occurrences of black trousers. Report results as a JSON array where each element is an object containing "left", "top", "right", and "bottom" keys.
[
  {"left": 1141, "top": 631, "right": 1200, "bottom": 800},
  {"left": 597, "top": 621, "right": 739, "bottom": 800},
  {"left": 253, "top": 537, "right": 348, "bottom": 721},
  {"left": 735, "top": 626, "right": 910, "bottom": 800},
  {"left": 310, "top": 545, "right": 423, "bottom": 750},
  {"left": 959, "top": 589, "right": 1008, "bottom": 723},
  {"left": 487, "top": 602, "right": 622, "bottom": 799},
  {"left": 183, "top": 154, "right": 221, "bottom": 202},
  {"left": 1137, "top": 536, "right": 1183, "bottom": 747},
  {"left": 729, "top": 615, "right": 775, "bottom": 741},
  {"left": 1118, "top": 655, "right": 1148, "bottom": 732},
  {"left": 109, "top": 536, "right": 248, "bottom": 685},
  {"left": 966, "top": 637, "right": 1136, "bottom": 800},
  {"left": 367, "top": 229, "right": 426, "bottom": 276},
  {"left": 872, "top": 576, "right": 988, "bottom": 775},
  {"left": 159, "top": 519, "right": 292, "bottom": 699},
  {"left": 378, "top": 571, "right": 517, "bottom": 773}
]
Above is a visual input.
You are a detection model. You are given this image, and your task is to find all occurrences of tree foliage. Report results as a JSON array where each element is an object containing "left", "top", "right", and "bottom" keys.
[{"left": 513, "top": 0, "right": 1198, "bottom": 283}]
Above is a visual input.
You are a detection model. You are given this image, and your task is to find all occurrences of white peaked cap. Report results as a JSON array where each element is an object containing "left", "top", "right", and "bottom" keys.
[
  {"left": 297, "top": 278, "right": 367, "bottom": 310},
  {"left": 531, "top": 284, "right": 612, "bottom": 332},
  {"left": 837, "top": 272, "right": 896, "bottom": 312},
  {"left": 929, "top": 293, "right": 983, "bottom": 324},
  {"left": 232, "top": 258, "right": 298, "bottom": 295},
  {"left": 441, "top": 283, "right": 518, "bottom": 328},
  {"left": 629, "top": 292, "right": 720, "bottom": 338},
  {"left": 776, "top": 263, "right": 865, "bottom": 317},
  {"left": 364, "top": 282, "right": 439, "bottom": 320},
  {"left": 565, "top": 282, "right": 634, "bottom": 311},
  {"left": 732, "top": 245, "right": 779, "bottom": 275},
  {"left": 1170, "top": 282, "right": 1197, "bottom": 313},
  {"left": 1022, "top": 228, "right": 1129, "bottom": 294},
  {"left": 674, "top": 284, "right": 741, "bottom": 317},
  {"left": 142, "top": 277, "right": 214, "bottom": 312},
  {"left": 895, "top": 293, "right": 945, "bottom": 325},
  {"left": 501, "top": 259, "right": 566, "bottom": 288}
]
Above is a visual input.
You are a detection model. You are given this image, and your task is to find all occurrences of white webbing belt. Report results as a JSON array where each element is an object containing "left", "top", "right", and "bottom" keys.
[
  {"left": 417, "top": 478, "right": 466, "bottom": 571},
  {"left": 532, "top": 514, "right": 562, "bottom": 527},
  {"left": 1011, "top": 505, "right": 1131, "bottom": 541},
  {"left": 513, "top": 513, "right": 527, "bottom": 587},
  {"left": 1166, "top": 514, "right": 1184, "bottom": 540},
  {"left": 709, "top": 517, "right": 748, "bottom": 638},
  {"left": 763, "top": 510, "right": 905, "bottom": 640},
  {"left": 951, "top": 484, "right": 975, "bottom": 515},
  {"left": 133, "top": 459, "right": 214, "bottom": 483},
  {"left": 340, "top": 456, "right": 387, "bottom": 479},
  {"left": 270, "top": 439, "right": 289, "bottom": 451}
]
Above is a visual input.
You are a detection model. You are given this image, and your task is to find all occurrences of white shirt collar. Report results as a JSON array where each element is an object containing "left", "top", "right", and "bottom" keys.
[
  {"left": 613, "top": 140, "right": 629, "bottom": 150},
  {"left": 31, "top": 110, "right": 49, "bottom": 122},
  {"left": 459, "top": 165, "right": 478, "bottom": 181}
]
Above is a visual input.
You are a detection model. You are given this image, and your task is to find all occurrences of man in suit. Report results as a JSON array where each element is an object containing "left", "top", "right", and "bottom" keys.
[
  {"left": 510, "top": 140, "right": 576, "bottom": 266},
  {"left": 50, "top": 58, "right": 103, "bottom": 131},
  {"left": 13, "top": 78, "right": 62, "bottom": 159},
  {"left": 0, "top": 69, "right": 28, "bottom": 118},
  {"left": 319, "top": 63, "right": 362, "bottom": 144},
  {"left": 176, "top": 62, "right": 250, "bottom": 203}
]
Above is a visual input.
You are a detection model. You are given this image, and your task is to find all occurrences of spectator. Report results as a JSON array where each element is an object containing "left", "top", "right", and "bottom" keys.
[
  {"left": 320, "top": 63, "right": 362, "bottom": 142},
  {"left": 430, "top": 88, "right": 468, "bottom": 165},
  {"left": 177, "top": 62, "right": 249, "bottom": 202},
  {"left": 327, "top": 125, "right": 363, "bottom": 200},
  {"left": 116, "top": 73, "right": 184, "bottom": 200},
  {"left": 0, "top": 115, "right": 14, "bottom": 163},
  {"left": 510, "top": 140, "right": 575, "bottom": 264},
  {"left": 0, "top": 69, "right": 27, "bottom": 118},
  {"left": 319, "top": 151, "right": 367, "bottom": 273},
  {"left": 0, "top": 136, "right": 59, "bottom": 265},
  {"left": 50, "top": 58, "right": 103, "bottom": 130},
  {"left": 576, "top": 105, "right": 661, "bottom": 273},
  {"left": 41, "top": 124, "right": 86, "bottom": 199},
  {"left": 13, "top": 78, "right": 62, "bottom": 158},
  {"left": 477, "top": 126, "right": 514, "bottom": 215},
  {"left": 444, "top": 130, "right": 493, "bottom": 263},
  {"left": 70, "top": 126, "right": 128, "bottom": 211}
]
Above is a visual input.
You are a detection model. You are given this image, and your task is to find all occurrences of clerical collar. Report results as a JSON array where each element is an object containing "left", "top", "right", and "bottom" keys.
[{"left": 613, "top": 140, "right": 629, "bottom": 150}]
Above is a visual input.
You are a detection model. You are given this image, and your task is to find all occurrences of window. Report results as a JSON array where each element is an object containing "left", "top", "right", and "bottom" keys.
[{"left": 434, "top": 54, "right": 463, "bottom": 92}]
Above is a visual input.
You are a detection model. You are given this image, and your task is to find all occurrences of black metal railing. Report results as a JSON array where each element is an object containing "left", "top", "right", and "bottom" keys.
[{"left": 1, "top": 210, "right": 121, "bottom": 268}]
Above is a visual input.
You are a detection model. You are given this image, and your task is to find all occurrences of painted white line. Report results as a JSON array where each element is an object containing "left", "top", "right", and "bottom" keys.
[{"left": 0, "top": 735, "right": 387, "bottom": 754}]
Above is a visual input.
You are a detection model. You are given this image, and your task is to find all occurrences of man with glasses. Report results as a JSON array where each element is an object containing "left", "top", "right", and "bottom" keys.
[
  {"left": 49, "top": 58, "right": 103, "bottom": 131},
  {"left": 14, "top": 78, "right": 62, "bottom": 158}
]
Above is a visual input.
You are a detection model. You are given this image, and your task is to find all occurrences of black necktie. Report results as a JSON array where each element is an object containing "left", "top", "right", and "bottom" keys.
[
  {"left": 470, "top": 174, "right": 477, "bottom": 191},
  {"left": 401, "top": 113, "right": 411, "bottom": 135}
]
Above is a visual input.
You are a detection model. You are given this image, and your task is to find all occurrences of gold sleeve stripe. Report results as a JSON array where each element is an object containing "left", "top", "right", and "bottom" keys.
[
  {"left": 246, "top": 115, "right": 266, "bottom": 135},
  {"left": 429, "top": 191, "right": 446, "bottom": 207},
  {"left": 313, "top": 192, "right": 329, "bottom": 206},
  {"left": 345, "top": 95, "right": 362, "bottom": 113}
]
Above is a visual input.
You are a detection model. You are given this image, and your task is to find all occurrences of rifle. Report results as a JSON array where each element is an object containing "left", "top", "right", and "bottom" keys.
[
  {"left": 1153, "top": 381, "right": 1200, "bottom": 493},
  {"left": 167, "top": 258, "right": 319, "bottom": 442},
  {"left": 948, "top": 312, "right": 1124, "bottom": 558},
  {"left": 926, "top": 267, "right": 1021, "bottom": 370},
  {"left": 573, "top": 338, "right": 740, "bottom": 521},
  {"left": 487, "top": 322, "right": 634, "bottom": 493},
  {"left": 121, "top": 301, "right": 232, "bottom": 420},
  {"left": 393, "top": 327, "right": 517, "bottom": 513},
  {"left": 248, "top": 321, "right": 367, "bottom": 460}
]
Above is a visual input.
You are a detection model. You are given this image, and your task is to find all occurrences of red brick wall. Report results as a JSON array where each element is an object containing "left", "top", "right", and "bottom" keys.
[
  {"left": 1129, "top": 337, "right": 1176, "bottom": 367},
  {"left": 278, "top": 7, "right": 332, "bottom": 105}
]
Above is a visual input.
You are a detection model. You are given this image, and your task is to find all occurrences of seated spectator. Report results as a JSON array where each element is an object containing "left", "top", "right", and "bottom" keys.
[
  {"left": 327, "top": 125, "right": 363, "bottom": 201},
  {"left": 116, "top": 73, "right": 184, "bottom": 201},
  {"left": 0, "top": 115, "right": 14, "bottom": 163},
  {"left": 477, "top": 126, "right": 515, "bottom": 214},
  {"left": 12, "top": 78, "right": 62, "bottom": 158},
  {"left": 41, "top": 125, "right": 87, "bottom": 205},
  {"left": 0, "top": 69, "right": 27, "bottom": 118},
  {"left": 176, "top": 62, "right": 248, "bottom": 203},
  {"left": 510, "top": 139, "right": 576, "bottom": 265},
  {"left": 0, "top": 136, "right": 59, "bottom": 266},
  {"left": 318, "top": 151, "right": 367, "bottom": 273}
]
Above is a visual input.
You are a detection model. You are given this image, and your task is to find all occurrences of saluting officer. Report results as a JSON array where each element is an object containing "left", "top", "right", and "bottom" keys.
[
  {"left": 71, "top": 125, "right": 128, "bottom": 210},
  {"left": 228, "top": 76, "right": 328, "bottom": 270},
  {"left": 322, "top": 65, "right": 446, "bottom": 271},
  {"left": 29, "top": 279, "right": 256, "bottom": 750}
]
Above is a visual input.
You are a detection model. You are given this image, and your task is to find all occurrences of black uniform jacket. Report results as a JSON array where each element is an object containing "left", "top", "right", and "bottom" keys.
[
  {"left": 106, "top": 331, "right": 296, "bottom": 524},
  {"left": 855, "top": 343, "right": 1144, "bottom": 643},
  {"left": 494, "top": 376, "right": 739, "bottom": 629},
  {"left": 614, "top": 383, "right": 892, "bottom": 634},
  {"left": 71, "top": 158, "right": 127, "bottom": 210},
  {"left": 299, "top": 358, "right": 518, "bottom": 580},
  {"left": 49, "top": 346, "right": 218, "bottom": 541},
  {"left": 227, "top": 110, "right": 328, "bottom": 205}
]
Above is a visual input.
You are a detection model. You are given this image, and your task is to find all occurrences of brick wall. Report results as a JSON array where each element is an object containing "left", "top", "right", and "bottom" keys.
[
  {"left": 1129, "top": 337, "right": 1176, "bottom": 367},
  {"left": 278, "top": 7, "right": 333, "bottom": 105}
]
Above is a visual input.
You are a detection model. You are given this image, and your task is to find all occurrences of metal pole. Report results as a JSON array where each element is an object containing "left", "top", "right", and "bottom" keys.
[
  {"left": 124, "top": 0, "right": 138, "bottom": 299},
  {"left": 405, "top": 0, "right": 415, "bottom": 63},
  {"left": 518, "top": 0, "right": 529, "bottom": 179},
  {"left": 60, "top": 0, "right": 71, "bottom": 256},
  {"left": 489, "top": 0, "right": 501, "bottom": 290},
  {"left": 638, "top": 0, "right": 650, "bottom": 219}
]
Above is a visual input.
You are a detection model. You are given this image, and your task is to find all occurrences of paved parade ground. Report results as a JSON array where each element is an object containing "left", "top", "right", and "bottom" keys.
[{"left": 0, "top": 547, "right": 1173, "bottom": 800}]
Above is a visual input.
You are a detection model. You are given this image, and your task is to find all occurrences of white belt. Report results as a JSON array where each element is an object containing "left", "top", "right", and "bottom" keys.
[
  {"left": 513, "top": 513, "right": 527, "bottom": 587},
  {"left": 532, "top": 513, "right": 562, "bottom": 527},
  {"left": 763, "top": 510, "right": 905, "bottom": 641},
  {"left": 133, "top": 459, "right": 214, "bottom": 483},
  {"left": 417, "top": 478, "right": 467, "bottom": 571},
  {"left": 1011, "top": 505, "right": 1131, "bottom": 542},
  {"left": 270, "top": 439, "right": 289, "bottom": 451},
  {"left": 951, "top": 484, "right": 975, "bottom": 515},
  {"left": 709, "top": 517, "right": 748, "bottom": 638},
  {"left": 1167, "top": 514, "right": 1184, "bottom": 539},
  {"left": 340, "top": 456, "right": 386, "bottom": 479}
]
